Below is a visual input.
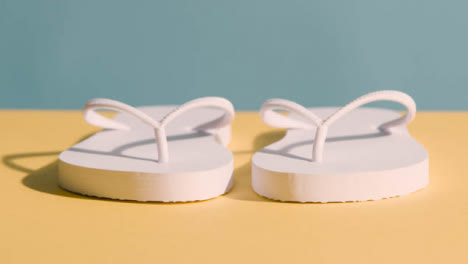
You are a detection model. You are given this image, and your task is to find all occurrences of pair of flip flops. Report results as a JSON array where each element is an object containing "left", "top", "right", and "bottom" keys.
[{"left": 58, "top": 90, "right": 429, "bottom": 203}]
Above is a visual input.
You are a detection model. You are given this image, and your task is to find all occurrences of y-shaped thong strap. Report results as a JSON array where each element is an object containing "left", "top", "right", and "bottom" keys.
[
  {"left": 260, "top": 90, "right": 416, "bottom": 162},
  {"left": 83, "top": 97, "right": 235, "bottom": 163}
]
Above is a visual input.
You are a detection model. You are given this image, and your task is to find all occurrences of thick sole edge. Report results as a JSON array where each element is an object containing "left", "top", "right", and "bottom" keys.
[
  {"left": 251, "top": 158, "right": 429, "bottom": 203},
  {"left": 58, "top": 159, "right": 234, "bottom": 202}
]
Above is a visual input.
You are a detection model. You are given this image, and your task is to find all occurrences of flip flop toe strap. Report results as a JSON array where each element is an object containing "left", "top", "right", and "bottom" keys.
[
  {"left": 260, "top": 90, "right": 416, "bottom": 162},
  {"left": 83, "top": 97, "right": 235, "bottom": 163}
]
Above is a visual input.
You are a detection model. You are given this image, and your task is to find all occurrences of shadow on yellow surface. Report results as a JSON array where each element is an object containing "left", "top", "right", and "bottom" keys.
[
  {"left": 2, "top": 152, "right": 86, "bottom": 199},
  {"left": 1, "top": 130, "right": 286, "bottom": 203},
  {"left": 1, "top": 132, "right": 102, "bottom": 201},
  {"left": 226, "top": 130, "right": 285, "bottom": 202}
]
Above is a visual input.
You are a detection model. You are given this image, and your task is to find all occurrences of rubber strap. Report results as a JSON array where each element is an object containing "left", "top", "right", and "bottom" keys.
[
  {"left": 260, "top": 90, "right": 416, "bottom": 162},
  {"left": 83, "top": 97, "right": 235, "bottom": 163}
]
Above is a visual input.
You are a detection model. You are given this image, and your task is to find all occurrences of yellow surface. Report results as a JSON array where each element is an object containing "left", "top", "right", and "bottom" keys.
[{"left": 1, "top": 110, "right": 468, "bottom": 264}]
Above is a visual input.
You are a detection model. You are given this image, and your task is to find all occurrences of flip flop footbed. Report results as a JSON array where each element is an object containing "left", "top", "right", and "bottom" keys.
[
  {"left": 59, "top": 106, "right": 233, "bottom": 202},
  {"left": 252, "top": 107, "right": 428, "bottom": 202}
]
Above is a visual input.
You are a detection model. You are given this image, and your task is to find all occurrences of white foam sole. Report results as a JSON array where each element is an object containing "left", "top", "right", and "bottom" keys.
[
  {"left": 59, "top": 106, "right": 233, "bottom": 202},
  {"left": 252, "top": 107, "right": 429, "bottom": 203}
]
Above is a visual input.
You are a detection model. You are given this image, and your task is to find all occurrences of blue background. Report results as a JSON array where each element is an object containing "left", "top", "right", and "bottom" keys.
[{"left": 1, "top": 0, "right": 467, "bottom": 110}]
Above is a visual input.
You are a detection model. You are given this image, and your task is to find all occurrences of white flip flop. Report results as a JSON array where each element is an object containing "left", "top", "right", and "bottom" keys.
[
  {"left": 58, "top": 97, "right": 235, "bottom": 202},
  {"left": 252, "top": 90, "right": 429, "bottom": 203}
]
